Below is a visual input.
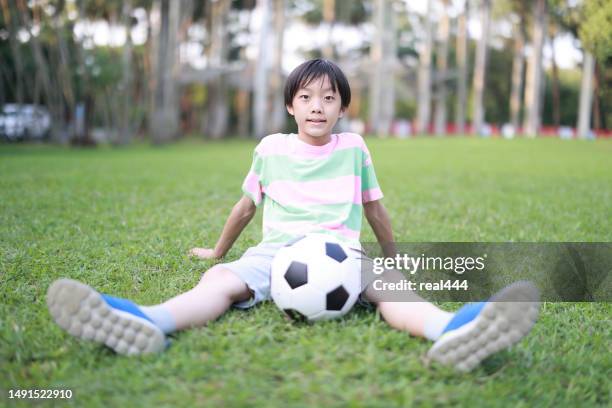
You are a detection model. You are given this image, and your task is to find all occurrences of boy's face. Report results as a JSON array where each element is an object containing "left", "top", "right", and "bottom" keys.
[{"left": 286, "top": 75, "right": 345, "bottom": 143}]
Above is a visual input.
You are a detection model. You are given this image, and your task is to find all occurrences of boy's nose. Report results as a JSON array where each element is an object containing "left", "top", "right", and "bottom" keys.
[{"left": 310, "top": 102, "right": 323, "bottom": 112}]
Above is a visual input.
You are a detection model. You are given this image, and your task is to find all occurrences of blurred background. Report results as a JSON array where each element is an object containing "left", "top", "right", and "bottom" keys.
[{"left": 0, "top": 0, "right": 609, "bottom": 145}]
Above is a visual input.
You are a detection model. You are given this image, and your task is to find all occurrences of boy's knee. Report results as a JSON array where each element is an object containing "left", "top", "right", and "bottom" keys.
[{"left": 200, "top": 265, "right": 252, "bottom": 302}]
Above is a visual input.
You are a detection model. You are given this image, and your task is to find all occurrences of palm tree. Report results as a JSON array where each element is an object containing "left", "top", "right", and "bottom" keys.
[
  {"left": 507, "top": 0, "right": 529, "bottom": 133},
  {"left": 471, "top": 0, "right": 491, "bottom": 136},
  {"left": 149, "top": 0, "right": 180, "bottom": 143},
  {"left": 434, "top": 0, "right": 450, "bottom": 135},
  {"left": 119, "top": 0, "right": 134, "bottom": 144},
  {"left": 416, "top": 0, "right": 434, "bottom": 134},
  {"left": 455, "top": 0, "right": 469, "bottom": 135},
  {"left": 270, "top": 0, "right": 287, "bottom": 134},
  {"left": 203, "top": 0, "right": 232, "bottom": 139},
  {"left": 522, "top": 0, "right": 546, "bottom": 137},
  {"left": 369, "top": 0, "right": 396, "bottom": 137},
  {"left": 577, "top": 52, "right": 595, "bottom": 139},
  {"left": 253, "top": 0, "right": 271, "bottom": 139},
  {"left": 0, "top": 0, "right": 27, "bottom": 105}
]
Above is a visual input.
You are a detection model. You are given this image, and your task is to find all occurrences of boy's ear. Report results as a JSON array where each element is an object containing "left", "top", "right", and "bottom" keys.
[
  {"left": 338, "top": 107, "right": 345, "bottom": 118},
  {"left": 286, "top": 105, "right": 294, "bottom": 116}
]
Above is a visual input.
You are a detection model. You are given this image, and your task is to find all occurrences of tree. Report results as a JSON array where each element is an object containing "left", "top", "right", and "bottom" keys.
[
  {"left": 577, "top": 52, "right": 595, "bottom": 138},
  {"left": 203, "top": 0, "right": 231, "bottom": 139},
  {"left": 577, "top": 0, "right": 612, "bottom": 138},
  {"left": 471, "top": 0, "right": 491, "bottom": 135},
  {"left": 416, "top": 0, "right": 434, "bottom": 134},
  {"left": 434, "top": 0, "right": 450, "bottom": 135},
  {"left": 501, "top": 0, "right": 530, "bottom": 133},
  {"left": 369, "top": 0, "right": 396, "bottom": 137},
  {"left": 16, "top": 0, "right": 69, "bottom": 141},
  {"left": 270, "top": 0, "right": 287, "bottom": 134},
  {"left": 149, "top": 0, "right": 180, "bottom": 143},
  {"left": 455, "top": 0, "right": 469, "bottom": 134},
  {"left": 119, "top": 0, "right": 134, "bottom": 144},
  {"left": 522, "top": 0, "right": 547, "bottom": 137},
  {"left": 253, "top": 0, "right": 271, "bottom": 139},
  {"left": 0, "top": 0, "right": 27, "bottom": 105}
]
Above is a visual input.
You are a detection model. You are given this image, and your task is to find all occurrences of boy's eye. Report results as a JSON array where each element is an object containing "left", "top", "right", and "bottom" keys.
[
  {"left": 325, "top": 96, "right": 335, "bottom": 101},
  {"left": 299, "top": 95, "right": 309, "bottom": 100}
]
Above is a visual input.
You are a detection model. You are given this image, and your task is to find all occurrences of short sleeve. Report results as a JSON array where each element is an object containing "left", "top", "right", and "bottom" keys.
[
  {"left": 361, "top": 141, "right": 384, "bottom": 203},
  {"left": 242, "top": 149, "right": 264, "bottom": 206}
]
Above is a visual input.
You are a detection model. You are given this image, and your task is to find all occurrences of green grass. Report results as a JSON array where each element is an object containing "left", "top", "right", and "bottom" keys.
[{"left": 1, "top": 137, "right": 611, "bottom": 407}]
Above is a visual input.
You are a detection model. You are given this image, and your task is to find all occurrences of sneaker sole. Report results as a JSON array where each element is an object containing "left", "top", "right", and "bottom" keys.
[
  {"left": 426, "top": 281, "right": 540, "bottom": 372},
  {"left": 46, "top": 278, "right": 166, "bottom": 355}
]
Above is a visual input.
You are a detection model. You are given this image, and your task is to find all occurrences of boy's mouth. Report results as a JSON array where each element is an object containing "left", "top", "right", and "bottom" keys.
[{"left": 307, "top": 119, "right": 327, "bottom": 123}]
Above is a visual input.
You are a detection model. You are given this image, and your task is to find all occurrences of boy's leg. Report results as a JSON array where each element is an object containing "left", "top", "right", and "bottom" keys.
[
  {"left": 362, "top": 268, "right": 540, "bottom": 372},
  {"left": 362, "top": 269, "right": 453, "bottom": 338},
  {"left": 152, "top": 265, "right": 252, "bottom": 331},
  {"left": 47, "top": 266, "right": 252, "bottom": 355}
]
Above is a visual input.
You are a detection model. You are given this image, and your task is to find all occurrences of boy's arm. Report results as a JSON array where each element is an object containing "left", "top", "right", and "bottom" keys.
[
  {"left": 190, "top": 195, "right": 257, "bottom": 260},
  {"left": 364, "top": 200, "right": 397, "bottom": 258}
]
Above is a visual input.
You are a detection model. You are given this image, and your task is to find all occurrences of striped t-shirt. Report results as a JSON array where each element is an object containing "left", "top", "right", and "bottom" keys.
[{"left": 242, "top": 132, "right": 384, "bottom": 247}]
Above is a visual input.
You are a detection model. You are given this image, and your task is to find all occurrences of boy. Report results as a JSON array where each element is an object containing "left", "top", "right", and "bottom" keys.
[{"left": 47, "top": 59, "right": 540, "bottom": 372}]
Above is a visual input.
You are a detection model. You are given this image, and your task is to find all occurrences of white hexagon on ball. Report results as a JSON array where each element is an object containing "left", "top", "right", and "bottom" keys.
[{"left": 270, "top": 233, "right": 362, "bottom": 322}]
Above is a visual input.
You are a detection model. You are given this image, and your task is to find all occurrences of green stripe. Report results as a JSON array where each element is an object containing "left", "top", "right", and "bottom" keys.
[
  {"left": 258, "top": 147, "right": 364, "bottom": 184},
  {"left": 361, "top": 164, "right": 380, "bottom": 191},
  {"left": 263, "top": 200, "right": 363, "bottom": 231}
]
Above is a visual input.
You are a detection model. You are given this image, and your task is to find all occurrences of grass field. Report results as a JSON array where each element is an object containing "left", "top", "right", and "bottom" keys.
[{"left": 1, "top": 137, "right": 611, "bottom": 407}]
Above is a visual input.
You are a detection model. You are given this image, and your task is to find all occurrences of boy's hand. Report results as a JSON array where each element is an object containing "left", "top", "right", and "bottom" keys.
[{"left": 189, "top": 247, "right": 218, "bottom": 260}]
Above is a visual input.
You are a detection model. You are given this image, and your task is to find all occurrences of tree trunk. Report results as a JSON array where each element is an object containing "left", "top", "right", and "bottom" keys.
[
  {"left": 592, "top": 62, "right": 602, "bottom": 130},
  {"left": 434, "top": 0, "right": 450, "bottom": 136},
  {"left": 119, "top": 0, "right": 133, "bottom": 144},
  {"left": 471, "top": 0, "right": 491, "bottom": 136},
  {"left": 270, "top": 0, "right": 286, "bottom": 133},
  {"left": 454, "top": 0, "right": 469, "bottom": 135},
  {"left": 577, "top": 52, "right": 595, "bottom": 139},
  {"left": 509, "top": 19, "right": 525, "bottom": 132},
  {"left": 369, "top": 0, "right": 395, "bottom": 137},
  {"left": 149, "top": 0, "right": 180, "bottom": 143},
  {"left": 17, "top": 0, "right": 64, "bottom": 141},
  {"left": 253, "top": 0, "right": 271, "bottom": 138},
  {"left": 523, "top": 0, "right": 546, "bottom": 137},
  {"left": 203, "top": 0, "right": 231, "bottom": 139},
  {"left": 52, "top": 7, "right": 76, "bottom": 132},
  {"left": 322, "top": 0, "right": 335, "bottom": 59},
  {"left": 0, "top": 0, "right": 26, "bottom": 104},
  {"left": 550, "top": 27, "right": 560, "bottom": 127},
  {"left": 416, "top": 0, "right": 433, "bottom": 134}
]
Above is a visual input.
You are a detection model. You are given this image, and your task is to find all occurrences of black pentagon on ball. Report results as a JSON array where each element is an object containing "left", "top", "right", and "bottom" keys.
[
  {"left": 325, "top": 242, "right": 347, "bottom": 263},
  {"left": 326, "top": 285, "right": 349, "bottom": 311},
  {"left": 283, "top": 308, "right": 308, "bottom": 322},
  {"left": 284, "top": 261, "right": 308, "bottom": 289}
]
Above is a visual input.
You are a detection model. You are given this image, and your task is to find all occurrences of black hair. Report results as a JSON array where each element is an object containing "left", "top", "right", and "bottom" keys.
[{"left": 284, "top": 59, "right": 351, "bottom": 109}]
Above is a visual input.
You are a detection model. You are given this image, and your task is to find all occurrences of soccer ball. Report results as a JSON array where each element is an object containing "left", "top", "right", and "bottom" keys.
[{"left": 270, "top": 233, "right": 362, "bottom": 322}]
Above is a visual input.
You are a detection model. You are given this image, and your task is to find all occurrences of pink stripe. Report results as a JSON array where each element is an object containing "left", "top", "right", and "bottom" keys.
[
  {"left": 256, "top": 132, "right": 369, "bottom": 159},
  {"left": 243, "top": 171, "right": 262, "bottom": 203},
  {"left": 362, "top": 187, "right": 383, "bottom": 202},
  {"left": 264, "top": 220, "right": 360, "bottom": 239},
  {"left": 264, "top": 175, "right": 362, "bottom": 206}
]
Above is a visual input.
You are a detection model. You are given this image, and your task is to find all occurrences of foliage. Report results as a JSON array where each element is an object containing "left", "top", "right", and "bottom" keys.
[{"left": 579, "top": 0, "right": 612, "bottom": 62}]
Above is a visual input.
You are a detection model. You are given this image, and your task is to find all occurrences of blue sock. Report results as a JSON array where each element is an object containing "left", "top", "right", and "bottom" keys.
[
  {"left": 139, "top": 305, "right": 176, "bottom": 335},
  {"left": 441, "top": 302, "right": 487, "bottom": 336},
  {"left": 102, "top": 295, "right": 176, "bottom": 335}
]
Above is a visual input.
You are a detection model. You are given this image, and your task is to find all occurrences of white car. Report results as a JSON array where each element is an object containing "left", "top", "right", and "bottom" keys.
[{"left": 0, "top": 104, "right": 51, "bottom": 141}]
